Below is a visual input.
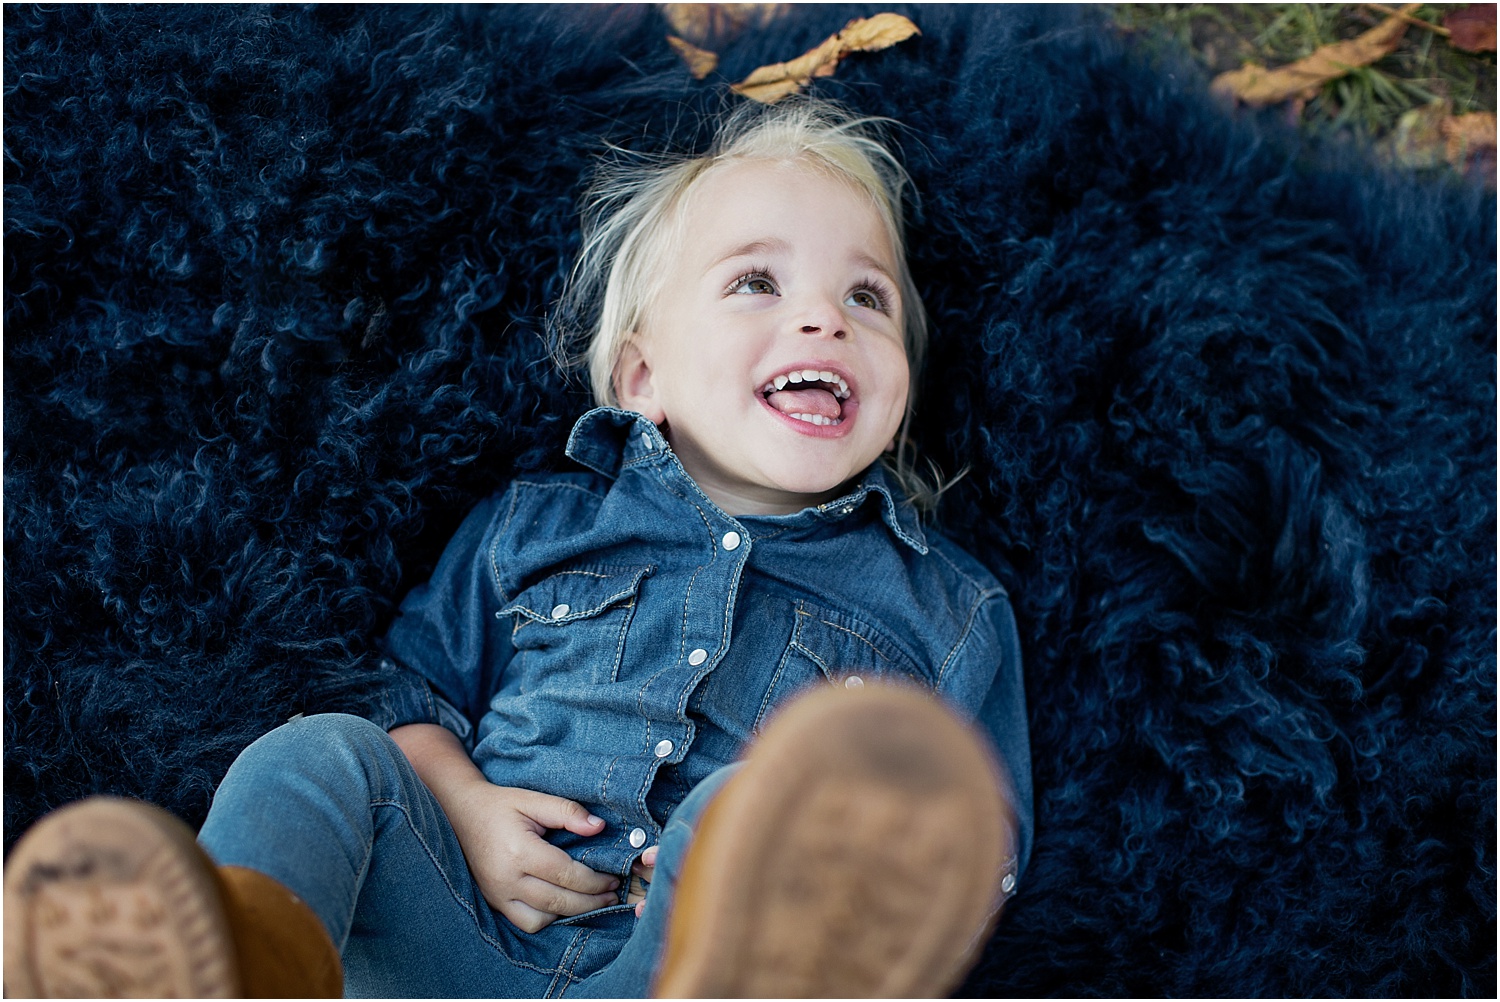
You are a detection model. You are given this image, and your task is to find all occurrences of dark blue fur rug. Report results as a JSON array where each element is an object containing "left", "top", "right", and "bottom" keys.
[{"left": 5, "top": 4, "right": 1494, "bottom": 996}]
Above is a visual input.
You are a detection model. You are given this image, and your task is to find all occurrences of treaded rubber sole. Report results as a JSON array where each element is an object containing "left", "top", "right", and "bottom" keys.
[
  {"left": 3, "top": 797, "right": 241, "bottom": 998},
  {"left": 655, "top": 683, "right": 1016, "bottom": 999}
]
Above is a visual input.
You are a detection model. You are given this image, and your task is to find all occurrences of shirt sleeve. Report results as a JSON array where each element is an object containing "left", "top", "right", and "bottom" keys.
[
  {"left": 367, "top": 489, "right": 517, "bottom": 747},
  {"left": 939, "top": 588, "right": 1034, "bottom": 882}
]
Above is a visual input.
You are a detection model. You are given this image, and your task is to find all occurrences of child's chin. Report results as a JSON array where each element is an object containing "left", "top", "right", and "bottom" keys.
[
  {"left": 754, "top": 447, "right": 881, "bottom": 500},
  {"left": 767, "top": 471, "right": 858, "bottom": 502}
]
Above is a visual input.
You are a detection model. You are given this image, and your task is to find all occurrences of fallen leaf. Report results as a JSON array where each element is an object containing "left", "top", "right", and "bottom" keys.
[
  {"left": 1380, "top": 100, "right": 1452, "bottom": 169},
  {"left": 835, "top": 12, "right": 921, "bottom": 53},
  {"left": 1444, "top": 4, "right": 1497, "bottom": 52},
  {"left": 1376, "top": 102, "right": 1496, "bottom": 183},
  {"left": 731, "top": 12, "right": 920, "bottom": 104},
  {"left": 661, "top": 3, "right": 787, "bottom": 47},
  {"left": 1212, "top": 3, "right": 1417, "bottom": 107},
  {"left": 1442, "top": 111, "right": 1498, "bottom": 167},
  {"left": 668, "top": 35, "right": 718, "bottom": 79}
]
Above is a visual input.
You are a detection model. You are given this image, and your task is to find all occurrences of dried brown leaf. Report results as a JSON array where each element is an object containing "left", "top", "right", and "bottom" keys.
[
  {"left": 833, "top": 11, "right": 921, "bottom": 52},
  {"left": 661, "top": 4, "right": 788, "bottom": 47},
  {"left": 668, "top": 35, "right": 719, "bottom": 79},
  {"left": 731, "top": 13, "right": 920, "bottom": 104},
  {"left": 1442, "top": 111, "right": 1498, "bottom": 166},
  {"left": 1444, "top": 4, "right": 1497, "bottom": 53},
  {"left": 1212, "top": 4, "right": 1417, "bottom": 107}
]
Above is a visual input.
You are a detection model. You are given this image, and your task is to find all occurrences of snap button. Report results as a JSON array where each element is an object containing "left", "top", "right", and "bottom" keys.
[
  {"left": 640, "top": 433, "right": 654, "bottom": 451},
  {"left": 721, "top": 531, "right": 741, "bottom": 551},
  {"left": 688, "top": 648, "right": 708, "bottom": 666},
  {"left": 845, "top": 675, "right": 865, "bottom": 689},
  {"left": 654, "top": 739, "right": 674, "bottom": 758},
  {"left": 629, "top": 827, "right": 647, "bottom": 848},
  {"left": 1001, "top": 873, "right": 1016, "bottom": 894},
  {"left": 550, "top": 603, "right": 570, "bottom": 619}
]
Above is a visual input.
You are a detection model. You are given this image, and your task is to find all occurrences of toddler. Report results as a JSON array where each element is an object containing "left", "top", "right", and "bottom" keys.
[{"left": 5, "top": 97, "right": 1032, "bottom": 998}]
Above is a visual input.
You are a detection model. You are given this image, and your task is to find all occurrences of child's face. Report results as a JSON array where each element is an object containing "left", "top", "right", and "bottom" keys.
[{"left": 615, "top": 159, "right": 910, "bottom": 516}]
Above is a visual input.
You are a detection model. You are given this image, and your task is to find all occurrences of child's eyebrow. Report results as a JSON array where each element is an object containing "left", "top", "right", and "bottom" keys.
[
  {"left": 850, "top": 252, "right": 897, "bottom": 284},
  {"left": 704, "top": 239, "right": 897, "bottom": 284},
  {"left": 705, "top": 238, "right": 791, "bottom": 274}
]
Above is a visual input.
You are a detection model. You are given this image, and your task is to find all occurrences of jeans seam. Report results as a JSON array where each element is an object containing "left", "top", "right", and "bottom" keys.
[
  {"left": 335, "top": 837, "right": 373, "bottom": 952},
  {"left": 368, "top": 797, "right": 566, "bottom": 978},
  {"left": 551, "top": 927, "right": 593, "bottom": 997}
]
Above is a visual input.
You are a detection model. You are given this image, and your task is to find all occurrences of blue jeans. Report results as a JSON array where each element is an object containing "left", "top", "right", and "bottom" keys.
[{"left": 197, "top": 713, "right": 736, "bottom": 998}]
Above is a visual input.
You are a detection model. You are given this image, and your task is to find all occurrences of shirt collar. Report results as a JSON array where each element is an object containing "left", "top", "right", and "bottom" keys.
[
  {"left": 564, "top": 407, "right": 928, "bottom": 555},
  {"left": 564, "top": 406, "right": 661, "bottom": 477},
  {"left": 801, "top": 461, "right": 928, "bottom": 554}
]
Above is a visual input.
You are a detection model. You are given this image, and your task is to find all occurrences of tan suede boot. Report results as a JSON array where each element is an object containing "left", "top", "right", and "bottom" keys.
[
  {"left": 3, "top": 797, "right": 341, "bottom": 998},
  {"left": 216, "top": 865, "right": 342, "bottom": 998},
  {"left": 654, "top": 683, "right": 1017, "bottom": 999}
]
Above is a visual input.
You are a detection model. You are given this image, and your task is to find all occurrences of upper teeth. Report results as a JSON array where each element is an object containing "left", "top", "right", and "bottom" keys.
[{"left": 762, "top": 369, "right": 850, "bottom": 399}]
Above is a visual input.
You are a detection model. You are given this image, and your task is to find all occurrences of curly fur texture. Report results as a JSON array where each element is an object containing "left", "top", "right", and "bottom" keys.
[{"left": 4, "top": 4, "right": 1493, "bottom": 995}]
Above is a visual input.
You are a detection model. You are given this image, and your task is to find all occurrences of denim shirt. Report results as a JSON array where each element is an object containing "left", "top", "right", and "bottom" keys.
[{"left": 371, "top": 407, "right": 1033, "bottom": 895}]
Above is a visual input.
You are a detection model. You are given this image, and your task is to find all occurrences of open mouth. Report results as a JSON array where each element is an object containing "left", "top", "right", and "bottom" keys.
[{"left": 759, "top": 367, "right": 851, "bottom": 427}]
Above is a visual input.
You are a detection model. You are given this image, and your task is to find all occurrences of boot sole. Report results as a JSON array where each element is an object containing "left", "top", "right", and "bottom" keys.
[
  {"left": 3, "top": 797, "right": 241, "bottom": 998},
  {"left": 655, "top": 683, "right": 1015, "bottom": 998}
]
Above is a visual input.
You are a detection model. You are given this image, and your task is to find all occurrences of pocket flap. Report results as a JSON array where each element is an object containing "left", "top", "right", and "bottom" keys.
[
  {"left": 789, "top": 602, "right": 931, "bottom": 687},
  {"left": 501, "top": 566, "right": 652, "bottom": 625}
]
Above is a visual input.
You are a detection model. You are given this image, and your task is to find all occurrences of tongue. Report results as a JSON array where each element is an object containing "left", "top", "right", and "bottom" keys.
[{"left": 768, "top": 387, "right": 841, "bottom": 420}]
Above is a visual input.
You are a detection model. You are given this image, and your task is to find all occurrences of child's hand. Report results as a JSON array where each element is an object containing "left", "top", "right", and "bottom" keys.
[
  {"left": 628, "top": 845, "right": 658, "bottom": 917},
  {"left": 388, "top": 723, "right": 621, "bottom": 934},
  {"left": 449, "top": 782, "right": 622, "bottom": 933}
]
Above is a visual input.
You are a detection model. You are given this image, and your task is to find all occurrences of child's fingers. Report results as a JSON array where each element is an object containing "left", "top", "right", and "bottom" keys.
[
  {"left": 514, "top": 874, "right": 619, "bottom": 918},
  {"left": 498, "top": 898, "right": 559, "bottom": 935},
  {"left": 631, "top": 845, "right": 657, "bottom": 881},
  {"left": 519, "top": 840, "right": 620, "bottom": 895},
  {"left": 511, "top": 789, "right": 606, "bottom": 837}
]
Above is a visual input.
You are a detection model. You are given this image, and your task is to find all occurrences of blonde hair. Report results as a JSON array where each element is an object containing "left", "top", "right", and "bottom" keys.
[{"left": 555, "top": 96, "right": 946, "bottom": 506}]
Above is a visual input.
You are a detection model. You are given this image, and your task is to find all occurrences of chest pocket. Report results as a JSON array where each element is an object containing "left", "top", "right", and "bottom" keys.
[
  {"left": 753, "top": 600, "right": 934, "bottom": 732},
  {"left": 500, "top": 565, "right": 652, "bottom": 685}
]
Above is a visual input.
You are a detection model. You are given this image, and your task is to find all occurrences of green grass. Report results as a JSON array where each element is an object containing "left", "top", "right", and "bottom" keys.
[{"left": 1112, "top": 4, "right": 1496, "bottom": 149}]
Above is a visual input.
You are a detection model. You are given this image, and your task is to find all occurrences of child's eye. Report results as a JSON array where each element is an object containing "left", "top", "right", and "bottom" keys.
[
  {"left": 845, "top": 283, "right": 892, "bottom": 313},
  {"left": 727, "top": 272, "right": 778, "bottom": 297}
]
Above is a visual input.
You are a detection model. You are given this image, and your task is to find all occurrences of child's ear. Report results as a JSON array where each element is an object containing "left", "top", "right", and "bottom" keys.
[{"left": 613, "top": 336, "right": 666, "bottom": 425}]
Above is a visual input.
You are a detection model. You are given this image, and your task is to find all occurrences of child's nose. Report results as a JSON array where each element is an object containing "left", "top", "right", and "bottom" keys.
[{"left": 797, "top": 302, "right": 849, "bottom": 340}]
